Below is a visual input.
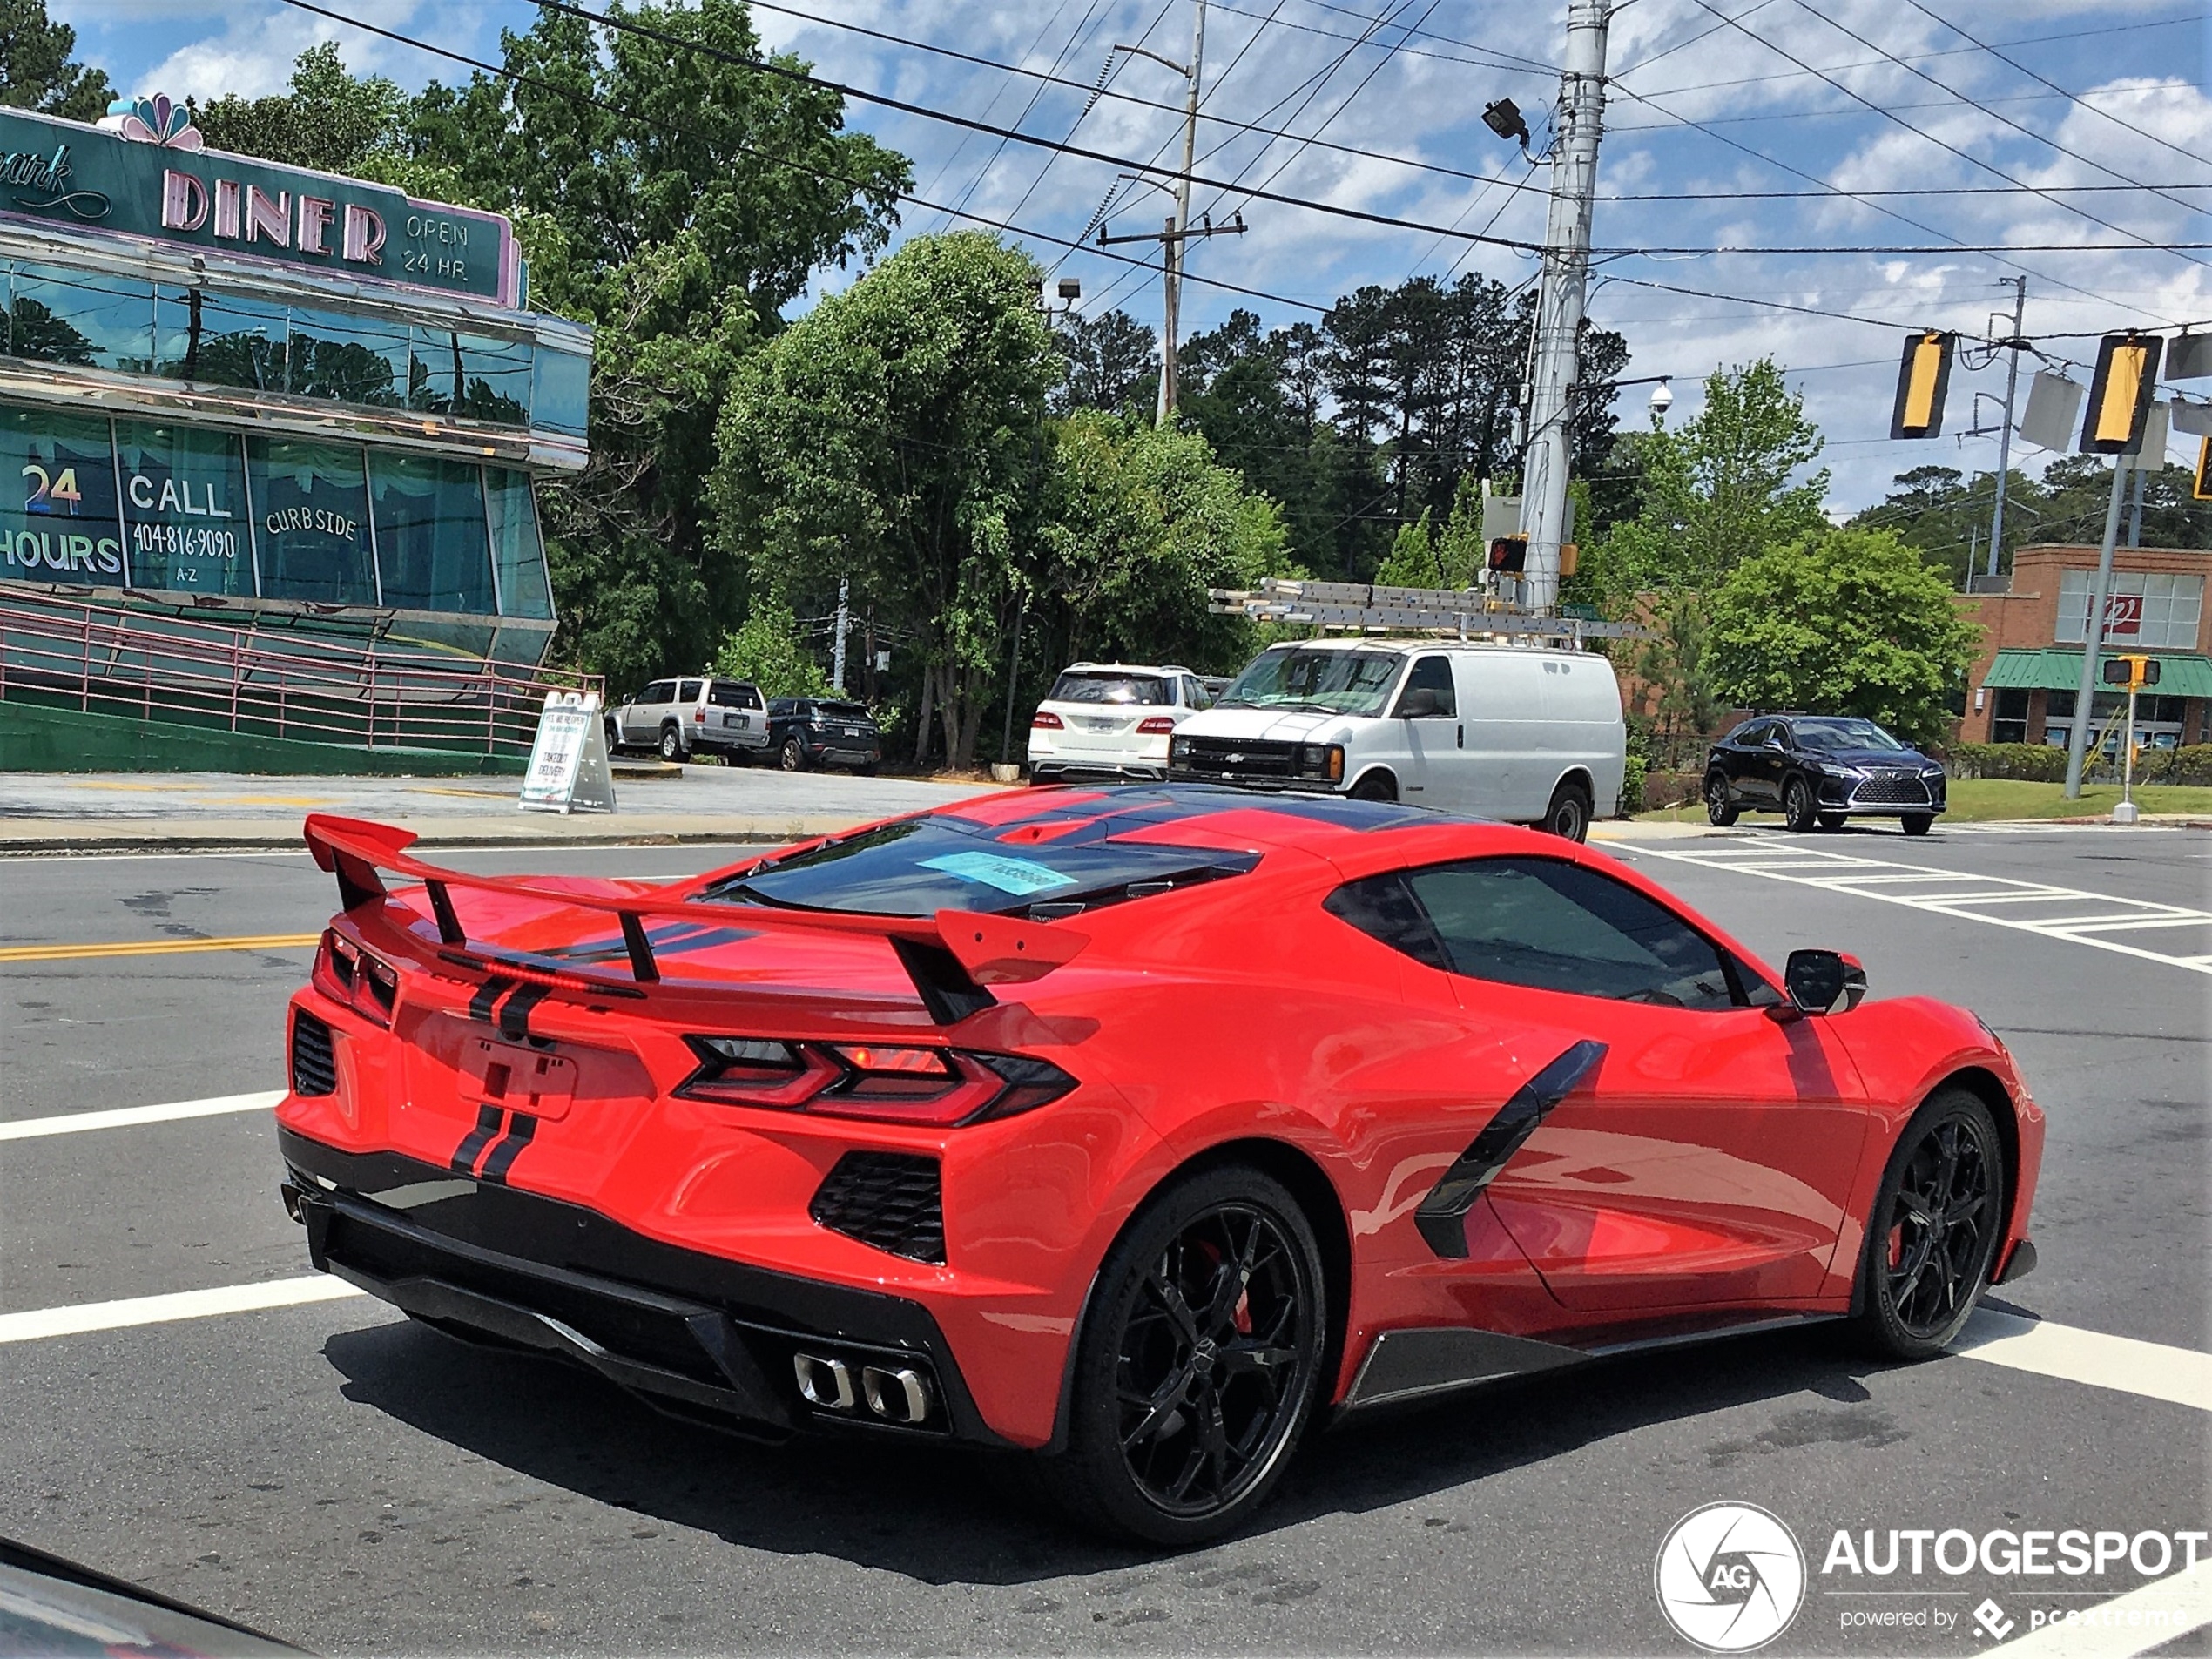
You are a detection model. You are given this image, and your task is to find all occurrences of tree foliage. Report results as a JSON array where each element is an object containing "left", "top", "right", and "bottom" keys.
[
  {"left": 712, "top": 595, "right": 833, "bottom": 698},
  {"left": 0, "top": 0, "right": 111, "bottom": 122},
  {"left": 1708, "top": 526, "right": 1979, "bottom": 746},
  {"left": 193, "top": 44, "right": 404, "bottom": 176}
]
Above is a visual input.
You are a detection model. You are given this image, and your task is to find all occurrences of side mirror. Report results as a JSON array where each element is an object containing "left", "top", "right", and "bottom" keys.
[
  {"left": 1784, "top": 948, "right": 1867, "bottom": 1015},
  {"left": 1399, "top": 687, "right": 1440, "bottom": 718}
]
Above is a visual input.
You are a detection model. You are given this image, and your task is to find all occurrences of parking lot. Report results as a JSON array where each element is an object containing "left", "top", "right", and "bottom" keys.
[{"left": 2, "top": 819, "right": 2205, "bottom": 1655}]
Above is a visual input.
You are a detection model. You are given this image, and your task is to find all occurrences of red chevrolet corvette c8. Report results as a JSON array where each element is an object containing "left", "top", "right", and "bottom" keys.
[{"left": 277, "top": 786, "right": 2041, "bottom": 1544}]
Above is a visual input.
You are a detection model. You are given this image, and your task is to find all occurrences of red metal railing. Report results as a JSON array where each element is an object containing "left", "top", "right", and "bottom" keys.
[{"left": 0, "top": 591, "right": 599, "bottom": 758}]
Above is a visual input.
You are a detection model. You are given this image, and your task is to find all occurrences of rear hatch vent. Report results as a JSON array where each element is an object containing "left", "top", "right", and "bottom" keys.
[
  {"left": 290, "top": 1009, "right": 338, "bottom": 1097},
  {"left": 809, "top": 1152, "right": 945, "bottom": 1264}
]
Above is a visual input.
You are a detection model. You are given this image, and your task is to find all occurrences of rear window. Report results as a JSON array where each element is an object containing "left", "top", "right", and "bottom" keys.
[
  {"left": 1048, "top": 672, "right": 1171, "bottom": 706},
  {"left": 698, "top": 814, "right": 1258, "bottom": 918},
  {"left": 813, "top": 701, "right": 873, "bottom": 722},
  {"left": 708, "top": 682, "right": 761, "bottom": 708}
]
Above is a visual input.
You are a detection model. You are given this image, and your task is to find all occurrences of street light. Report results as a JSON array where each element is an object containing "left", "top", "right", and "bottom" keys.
[{"left": 1481, "top": 98, "right": 1531, "bottom": 147}]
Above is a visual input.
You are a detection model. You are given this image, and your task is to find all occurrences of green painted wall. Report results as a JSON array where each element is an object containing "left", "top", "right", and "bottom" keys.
[{"left": 0, "top": 699, "right": 524, "bottom": 775}]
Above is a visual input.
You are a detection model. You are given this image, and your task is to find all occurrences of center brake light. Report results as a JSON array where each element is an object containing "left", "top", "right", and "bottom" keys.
[
  {"left": 678, "top": 1035, "right": 1076, "bottom": 1127},
  {"left": 313, "top": 929, "right": 399, "bottom": 1028}
]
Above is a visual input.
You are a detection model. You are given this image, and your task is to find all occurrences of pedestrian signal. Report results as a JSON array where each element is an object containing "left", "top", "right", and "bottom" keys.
[
  {"left": 2080, "top": 332, "right": 2163, "bottom": 454},
  {"left": 1889, "top": 330, "right": 1954, "bottom": 439},
  {"left": 1487, "top": 536, "right": 1527, "bottom": 574},
  {"left": 2101, "top": 656, "right": 2161, "bottom": 691}
]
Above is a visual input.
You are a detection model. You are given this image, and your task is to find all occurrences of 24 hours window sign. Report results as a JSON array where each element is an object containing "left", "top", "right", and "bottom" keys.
[{"left": 0, "top": 102, "right": 517, "bottom": 307}]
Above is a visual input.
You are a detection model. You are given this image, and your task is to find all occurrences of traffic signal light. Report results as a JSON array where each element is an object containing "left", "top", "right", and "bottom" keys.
[
  {"left": 2101, "top": 655, "right": 2161, "bottom": 690},
  {"left": 1889, "top": 330, "right": 1954, "bottom": 439},
  {"left": 2195, "top": 435, "right": 2212, "bottom": 502},
  {"left": 1487, "top": 536, "right": 1527, "bottom": 574},
  {"left": 2080, "top": 331, "right": 2163, "bottom": 454}
]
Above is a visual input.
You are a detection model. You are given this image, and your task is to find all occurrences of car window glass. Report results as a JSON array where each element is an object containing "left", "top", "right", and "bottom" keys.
[
  {"left": 1323, "top": 874, "right": 1450, "bottom": 972},
  {"left": 1395, "top": 655, "right": 1456, "bottom": 718},
  {"left": 1395, "top": 857, "right": 1740, "bottom": 1010},
  {"left": 1733, "top": 721, "right": 1768, "bottom": 747},
  {"left": 1048, "top": 672, "right": 1171, "bottom": 705},
  {"left": 1795, "top": 718, "right": 1905, "bottom": 753},
  {"left": 678, "top": 679, "right": 704, "bottom": 703},
  {"left": 1763, "top": 725, "right": 1789, "bottom": 749},
  {"left": 707, "top": 683, "right": 755, "bottom": 707},
  {"left": 642, "top": 680, "right": 674, "bottom": 704}
]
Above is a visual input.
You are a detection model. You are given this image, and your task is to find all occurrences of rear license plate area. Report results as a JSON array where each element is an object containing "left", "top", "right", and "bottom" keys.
[{"left": 461, "top": 1037, "right": 578, "bottom": 1121}]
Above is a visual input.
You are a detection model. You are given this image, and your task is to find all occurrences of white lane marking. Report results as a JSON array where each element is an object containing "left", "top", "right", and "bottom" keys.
[
  {"left": 0, "top": 1277, "right": 364, "bottom": 1344},
  {"left": 1632, "top": 833, "right": 2212, "bottom": 974},
  {"left": 1988, "top": 1558, "right": 2212, "bottom": 1656},
  {"left": 0, "top": 1090, "right": 284, "bottom": 1142},
  {"left": 1952, "top": 1309, "right": 2212, "bottom": 1414}
]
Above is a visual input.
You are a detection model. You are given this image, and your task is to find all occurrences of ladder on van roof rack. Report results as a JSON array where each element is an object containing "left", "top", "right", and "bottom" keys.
[{"left": 1205, "top": 578, "right": 1646, "bottom": 644}]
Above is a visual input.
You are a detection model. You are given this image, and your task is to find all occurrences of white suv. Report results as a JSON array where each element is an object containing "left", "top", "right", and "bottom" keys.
[
  {"left": 1028, "top": 664, "right": 1213, "bottom": 784},
  {"left": 1167, "top": 639, "right": 1625, "bottom": 841}
]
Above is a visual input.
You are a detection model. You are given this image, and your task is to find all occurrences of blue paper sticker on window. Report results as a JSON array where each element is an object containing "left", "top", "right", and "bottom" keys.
[{"left": 918, "top": 851, "right": 1078, "bottom": 896}]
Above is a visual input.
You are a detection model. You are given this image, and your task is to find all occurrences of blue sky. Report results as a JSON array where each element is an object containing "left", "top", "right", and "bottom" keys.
[{"left": 51, "top": 0, "right": 2212, "bottom": 511}]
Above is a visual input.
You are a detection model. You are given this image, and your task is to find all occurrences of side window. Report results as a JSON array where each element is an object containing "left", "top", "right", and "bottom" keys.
[
  {"left": 678, "top": 678, "right": 704, "bottom": 704},
  {"left": 1184, "top": 675, "right": 1211, "bottom": 710},
  {"left": 1392, "top": 857, "right": 1740, "bottom": 1010},
  {"left": 1394, "top": 655, "right": 1457, "bottom": 718},
  {"left": 642, "top": 679, "right": 674, "bottom": 705},
  {"left": 1764, "top": 723, "right": 1791, "bottom": 750},
  {"left": 1324, "top": 874, "right": 1450, "bottom": 972},
  {"left": 1734, "top": 720, "right": 1769, "bottom": 748}
]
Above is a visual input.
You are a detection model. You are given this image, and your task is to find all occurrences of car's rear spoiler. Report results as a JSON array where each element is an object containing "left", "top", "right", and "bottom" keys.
[{"left": 302, "top": 813, "right": 1088, "bottom": 1025}]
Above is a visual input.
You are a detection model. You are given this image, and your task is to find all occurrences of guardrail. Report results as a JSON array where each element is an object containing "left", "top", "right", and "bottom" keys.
[{"left": 0, "top": 592, "right": 598, "bottom": 757}]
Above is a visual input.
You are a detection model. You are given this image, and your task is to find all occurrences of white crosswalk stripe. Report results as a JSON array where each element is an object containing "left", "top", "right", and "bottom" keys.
[{"left": 1630, "top": 833, "right": 2212, "bottom": 974}]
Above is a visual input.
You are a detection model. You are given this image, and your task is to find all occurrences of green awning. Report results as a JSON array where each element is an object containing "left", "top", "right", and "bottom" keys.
[{"left": 1981, "top": 647, "right": 2212, "bottom": 698}]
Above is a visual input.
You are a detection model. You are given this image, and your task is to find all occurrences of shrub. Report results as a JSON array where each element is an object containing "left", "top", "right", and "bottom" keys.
[
  {"left": 2138, "top": 745, "right": 2212, "bottom": 786},
  {"left": 1945, "top": 743, "right": 2069, "bottom": 782}
]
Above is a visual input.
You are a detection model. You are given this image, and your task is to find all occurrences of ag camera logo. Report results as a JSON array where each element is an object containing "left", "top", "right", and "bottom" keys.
[{"left": 1656, "top": 1502, "right": 1807, "bottom": 1652}]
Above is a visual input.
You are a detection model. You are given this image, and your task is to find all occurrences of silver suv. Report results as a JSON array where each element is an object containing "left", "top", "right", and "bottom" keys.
[{"left": 608, "top": 676, "right": 772, "bottom": 762}]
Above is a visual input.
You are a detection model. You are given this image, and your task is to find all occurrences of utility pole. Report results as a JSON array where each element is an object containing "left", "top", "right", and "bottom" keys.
[
  {"left": 1097, "top": 3, "right": 1244, "bottom": 425},
  {"left": 1520, "top": 0, "right": 1612, "bottom": 614},
  {"left": 1986, "top": 276, "right": 2027, "bottom": 579},
  {"left": 831, "top": 575, "right": 849, "bottom": 691},
  {"left": 2063, "top": 454, "right": 2131, "bottom": 799}
]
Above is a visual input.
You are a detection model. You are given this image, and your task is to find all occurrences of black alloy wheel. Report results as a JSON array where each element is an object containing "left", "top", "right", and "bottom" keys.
[
  {"left": 1817, "top": 812, "right": 1847, "bottom": 833},
  {"left": 780, "top": 737, "right": 806, "bottom": 771},
  {"left": 1783, "top": 776, "right": 1818, "bottom": 833},
  {"left": 1857, "top": 1089, "right": 2006, "bottom": 1359},
  {"left": 659, "top": 725, "right": 684, "bottom": 763},
  {"left": 1543, "top": 779, "right": 1593, "bottom": 843},
  {"left": 1704, "top": 774, "right": 1738, "bottom": 826},
  {"left": 1039, "top": 1166, "right": 1325, "bottom": 1546},
  {"left": 1901, "top": 813, "right": 1934, "bottom": 837}
]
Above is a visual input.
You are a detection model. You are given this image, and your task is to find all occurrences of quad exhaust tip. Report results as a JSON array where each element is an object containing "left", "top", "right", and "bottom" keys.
[{"left": 792, "top": 1352, "right": 933, "bottom": 1425}]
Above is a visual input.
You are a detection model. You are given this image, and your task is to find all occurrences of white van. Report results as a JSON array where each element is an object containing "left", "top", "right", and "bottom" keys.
[{"left": 1165, "top": 639, "right": 1625, "bottom": 840}]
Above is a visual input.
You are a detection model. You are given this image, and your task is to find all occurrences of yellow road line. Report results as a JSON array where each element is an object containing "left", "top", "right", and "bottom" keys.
[{"left": 0, "top": 933, "right": 320, "bottom": 963}]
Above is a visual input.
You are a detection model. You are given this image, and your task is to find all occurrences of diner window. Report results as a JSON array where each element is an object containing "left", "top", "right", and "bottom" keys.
[
  {"left": 409, "top": 327, "right": 530, "bottom": 424},
  {"left": 156, "top": 287, "right": 291, "bottom": 392},
  {"left": 285, "top": 305, "right": 409, "bottom": 407},
  {"left": 368, "top": 453, "right": 496, "bottom": 614},
  {"left": 7, "top": 262, "right": 154, "bottom": 373},
  {"left": 483, "top": 468, "right": 553, "bottom": 619},
  {"left": 114, "top": 421, "right": 254, "bottom": 597},
  {"left": 0, "top": 405, "right": 124, "bottom": 584},
  {"left": 532, "top": 343, "right": 590, "bottom": 436},
  {"left": 248, "top": 437, "right": 378, "bottom": 605}
]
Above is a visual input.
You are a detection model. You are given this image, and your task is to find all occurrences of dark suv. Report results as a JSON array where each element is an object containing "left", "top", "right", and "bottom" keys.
[
  {"left": 1704, "top": 715, "right": 1948, "bottom": 835},
  {"left": 766, "top": 697, "right": 882, "bottom": 772}
]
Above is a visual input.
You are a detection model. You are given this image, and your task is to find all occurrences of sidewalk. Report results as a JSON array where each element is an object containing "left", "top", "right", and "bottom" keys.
[{"left": 0, "top": 766, "right": 1759, "bottom": 854}]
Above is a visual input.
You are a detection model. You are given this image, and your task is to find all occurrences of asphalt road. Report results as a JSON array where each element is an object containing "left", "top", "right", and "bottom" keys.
[{"left": 2, "top": 820, "right": 2205, "bottom": 1656}]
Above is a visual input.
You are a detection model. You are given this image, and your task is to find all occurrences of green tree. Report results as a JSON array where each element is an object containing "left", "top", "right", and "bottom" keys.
[
  {"left": 1708, "top": 526, "right": 1979, "bottom": 746},
  {"left": 1622, "top": 593, "right": 1727, "bottom": 770},
  {"left": 711, "top": 595, "right": 832, "bottom": 698},
  {"left": 192, "top": 44, "right": 404, "bottom": 175},
  {"left": 0, "top": 0, "right": 112, "bottom": 122},
  {"left": 714, "top": 232, "right": 1061, "bottom": 771},
  {"left": 1598, "top": 358, "right": 1829, "bottom": 599},
  {"left": 1374, "top": 509, "right": 1440, "bottom": 586}
]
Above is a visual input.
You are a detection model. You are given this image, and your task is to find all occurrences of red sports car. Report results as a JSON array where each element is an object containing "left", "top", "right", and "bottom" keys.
[{"left": 277, "top": 787, "right": 2041, "bottom": 1545}]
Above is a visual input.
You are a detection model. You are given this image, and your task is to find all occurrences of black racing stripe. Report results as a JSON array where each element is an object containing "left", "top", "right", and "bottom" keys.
[
  {"left": 477, "top": 1113, "right": 538, "bottom": 1185},
  {"left": 468, "top": 976, "right": 514, "bottom": 1025},
  {"left": 497, "top": 981, "right": 551, "bottom": 1042},
  {"left": 448, "top": 1103, "right": 504, "bottom": 1174}
]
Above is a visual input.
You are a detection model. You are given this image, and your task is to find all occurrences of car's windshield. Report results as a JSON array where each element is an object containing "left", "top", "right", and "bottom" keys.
[
  {"left": 1048, "top": 672, "right": 1170, "bottom": 705},
  {"left": 698, "top": 815, "right": 1258, "bottom": 917},
  {"left": 1794, "top": 718, "right": 1905, "bottom": 753},
  {"left": 1217, "top": 649, "right": 1402, "bottom": 716}
]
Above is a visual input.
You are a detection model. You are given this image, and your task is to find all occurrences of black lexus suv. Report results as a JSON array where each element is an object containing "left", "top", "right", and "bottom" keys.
[{"left": 1704, "top": 714, "right": 1948, "bottom": 834}]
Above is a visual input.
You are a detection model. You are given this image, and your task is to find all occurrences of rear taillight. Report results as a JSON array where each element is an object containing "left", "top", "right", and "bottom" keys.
[
  {"left": 1136, "top": 716, "right": 1176, "bottom": 735},
  {"left": 692, "top": 708, "right": 705, "bottom": 721},
  {"left": 678, "top": 1037, "right": 1076, "bottom": 1127},
  {"left": 312, "top": 928, "right": 397, "bottom": 1028},
  {"left": 1031, "top": 711, "right": 1064, "bottom": 730}
]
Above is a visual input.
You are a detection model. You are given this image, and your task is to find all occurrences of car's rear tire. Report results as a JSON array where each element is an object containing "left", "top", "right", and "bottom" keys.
[
  {"left": 659, "top": 725, "right": 684, "bottom": 763},
  {"left": 1901, "top": 813, "right": 1933, "bottom": 837},
  {"left": 780, "top": 737, "right": 806, "bottom": 771},
  {"left": 1783, "top": 776, "right": 1818, "bottom": 833},
  {"left": 1853, "top": 1089, "right": 2006, "bottom": 1361},
  {"left": 1817, "top": 812, "right": 1847, "bottom": 833},
  {"left": 1542, "top": 779, "right": 1594, "bottom": 842},
  {"left": 1704, "top": 774, "right": 1738, "bottom": 826},
  {"left": 1348, "top": 772, "right": 1397, "bottom": 802},
  {"left": 1034, "top": 1164, "right": 1328, "bottom": 1548},
  {"left": 604, "top": 718, "right": 624, "bottom": 755}
]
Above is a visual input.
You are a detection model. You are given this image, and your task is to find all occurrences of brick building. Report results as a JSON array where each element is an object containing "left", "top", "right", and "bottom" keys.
[{"left": 1955, "top": 543, "right": 2210, "bottom": 752}]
